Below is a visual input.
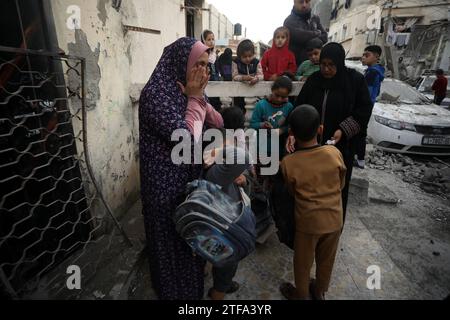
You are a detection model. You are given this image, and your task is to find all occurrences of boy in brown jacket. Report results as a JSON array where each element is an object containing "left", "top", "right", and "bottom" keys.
[{"left": 280, "top": 105, "right": 347, "bottom": 300}]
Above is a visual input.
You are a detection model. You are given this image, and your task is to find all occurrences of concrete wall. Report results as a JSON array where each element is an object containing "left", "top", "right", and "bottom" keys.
[
  {"left": 203, "top": 2, "right": 235, "bottom": 40},
  {"left": 50, "top": 0, "right": 186, "bottom": 219}
]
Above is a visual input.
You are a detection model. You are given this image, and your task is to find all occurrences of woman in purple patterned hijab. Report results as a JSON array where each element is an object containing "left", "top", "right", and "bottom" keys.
[{"left": 139, "top": 37, "right": 223, "bottom": 300}]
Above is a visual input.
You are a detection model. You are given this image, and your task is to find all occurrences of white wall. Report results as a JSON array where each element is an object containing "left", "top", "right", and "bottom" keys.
[
  {"left": 50, "top": 0, "right": 186, "bottom": 219},
  {"left": 203, "top": 2, "right": 235, "bottom": 40}
]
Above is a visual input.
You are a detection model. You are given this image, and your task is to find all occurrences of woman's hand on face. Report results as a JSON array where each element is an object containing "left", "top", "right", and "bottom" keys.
[
  {"left": 177, "top": 66, "right": 208, "bottom": 98},
  {"left": 332, "top": 129, "right": 343, "bottom": 145},
  {"left": 286, "top": 135, "right": 296, "bottom": 154}
]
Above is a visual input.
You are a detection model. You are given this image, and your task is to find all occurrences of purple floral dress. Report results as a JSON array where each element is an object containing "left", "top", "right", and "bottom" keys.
[{"left": 139, "top": 38, "right": 205, "bottom": 300}]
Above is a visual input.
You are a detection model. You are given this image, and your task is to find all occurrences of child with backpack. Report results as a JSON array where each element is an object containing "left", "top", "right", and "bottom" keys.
[{"left": 202, "top": 107, "right": 254, "bottom": 300}]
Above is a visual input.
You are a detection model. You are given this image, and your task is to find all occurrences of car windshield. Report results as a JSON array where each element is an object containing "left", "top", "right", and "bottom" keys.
[
  {"left": 420, "top": 76, "right": 450, "bottom": 93},
  {"left": 421, "top": 77, "right": 435, "bottom": 90},
  {"left": 379, "top": 80, "right": 431, "bottom": 104}
]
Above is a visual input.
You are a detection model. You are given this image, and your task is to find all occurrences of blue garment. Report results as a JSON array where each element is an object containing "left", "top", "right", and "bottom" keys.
[
  {"left": 209, "top": 62, "right": 220, "bottom": 81},
  {"left": 250, "top": 98, "right": 294, "bottom": 156},
  {"left": 365, "top": 64, "right": 385, "bottom": 104}
]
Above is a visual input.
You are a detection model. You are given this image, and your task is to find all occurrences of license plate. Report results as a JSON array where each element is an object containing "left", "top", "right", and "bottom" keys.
[{"left": 422, "top": 136, "right": 450, "bottom": 146}]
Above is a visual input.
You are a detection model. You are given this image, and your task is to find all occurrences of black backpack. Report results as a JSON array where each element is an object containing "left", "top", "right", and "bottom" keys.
[{"left": 270, "top": 171, "right": 295, "bottom": 250}]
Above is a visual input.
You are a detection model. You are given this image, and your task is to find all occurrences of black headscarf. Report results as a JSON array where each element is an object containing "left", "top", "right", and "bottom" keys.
[
  {"left": 319, "top": 42, "right": 347, "bottom": 89},
  {"left": 319, "top": 42, "right": 357, "bottom": 112},
  {"left": 219, "top": 48, "right": 233, "bottom": 65}
]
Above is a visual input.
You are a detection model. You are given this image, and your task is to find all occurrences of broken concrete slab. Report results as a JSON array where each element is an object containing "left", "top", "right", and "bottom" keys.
[
  {"left": 349, "top": 169, "right": 369, "bottom": 206},
  {"left": 369, "top": 183, "right": 400, "bottom": 205}
]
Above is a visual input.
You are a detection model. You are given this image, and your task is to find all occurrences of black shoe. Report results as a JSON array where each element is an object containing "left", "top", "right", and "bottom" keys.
[
  {"left": 208, "top": 281, "right": 240, "bottom": 299},
  {"left": 309, "top": 279, "right": 325, "bottom": 300},
  {"left": 226, "top": 281, "right": 240, "bottom": 294},
  {"left": 280, "top": 282, "right": 301, "bottom": 300}
]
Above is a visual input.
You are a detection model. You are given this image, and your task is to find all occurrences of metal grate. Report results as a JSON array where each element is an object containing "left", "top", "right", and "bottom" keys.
[{"left": 0, "top": 46, "right": 131, "bottom": 299}]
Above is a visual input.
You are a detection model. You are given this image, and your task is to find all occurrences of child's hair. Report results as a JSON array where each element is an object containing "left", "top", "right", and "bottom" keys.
[
  {"left": 365, "top": 45, "right": 382, "bottom": 57},
  {"left": 306, "top": 38, "right": 323, "bottom": 52},
  {"left": 436, "top": 69, "right": 444, "bottom": 76},
  {"left": 237, "top": 39, "right": 255, "bottom": 58},
  {"left": 201, "top": 30, "right": 214, "bottom": 43},
  {"left": 289, "top": 105, "right": 320, "bottom": 141},
  {"left": 272, "top": 76, "right": 293, "bottom": 94},
  {"left": 221, "top": 107, "right": 246, "bottom": 130},
  {"left": 273, "top": 26, "right": 290, "bottom": 39}
]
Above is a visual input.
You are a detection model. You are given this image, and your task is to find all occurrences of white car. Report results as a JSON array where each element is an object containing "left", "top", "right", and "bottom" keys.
[
  {"left": 367, "top": 78, "right": 450, "bottom": 156},
  {"left": 416, "top": 74, "right": 450, "bottom": 108}
]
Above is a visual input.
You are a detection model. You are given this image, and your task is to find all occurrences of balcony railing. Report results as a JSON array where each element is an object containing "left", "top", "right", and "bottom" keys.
[
  {"left": 130, "top": 81, "right": 304, "bottom": 126},
  {"left": 205, "top": 81, "right": 304, "bottom": 123}
]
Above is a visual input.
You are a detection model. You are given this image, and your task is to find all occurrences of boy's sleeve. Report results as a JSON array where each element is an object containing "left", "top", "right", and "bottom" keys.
[
  {"left": 296, "top": 64, "right": 303, "bottom": 80},
  {"left": 280, "top": 160, "right": 295, "bottom": 196},
  {"left": 365, "top": 69, "right": 378, "bottom": 87},
  {"left": 365, "top": 69, "right": 379, "bottom": 102},
  {"left": 232, "top": 62, "right": 243, "bottom": 81},
  {"left": 337, "top": 150, "right": 347, "bottom": 191},
  {"left": 249, "top": 102, "right": 265, "bottom": 129},
  {"left": 297, "top": 62, "right": 306, "bottom": 77},
  {"left": 279, "top": 103, "right": 294, "bottom": 134}
]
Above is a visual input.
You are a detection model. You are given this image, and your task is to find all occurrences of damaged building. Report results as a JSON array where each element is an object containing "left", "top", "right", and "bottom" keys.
[{"left": 328, "top": 0, "right": 450, "bottom": 81}]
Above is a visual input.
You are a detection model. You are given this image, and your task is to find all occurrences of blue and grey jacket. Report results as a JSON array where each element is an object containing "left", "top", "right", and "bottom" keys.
[{"left": 365, "top": 64, "right": 385, "bottom": 104}]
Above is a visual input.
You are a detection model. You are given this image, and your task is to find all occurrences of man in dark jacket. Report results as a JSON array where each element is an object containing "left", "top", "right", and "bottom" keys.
[{"left": 284, "top": 0, "right": 328, "bottom": 66}]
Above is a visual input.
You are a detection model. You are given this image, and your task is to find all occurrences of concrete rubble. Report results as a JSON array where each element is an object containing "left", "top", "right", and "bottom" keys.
[{"left": 366, "top": 147, "right": 450, "bottom": 200}]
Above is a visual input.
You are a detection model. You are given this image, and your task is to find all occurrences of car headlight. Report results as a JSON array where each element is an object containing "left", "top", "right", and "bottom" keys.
[{"left": 374, "top": 116, "right": 416, "bottom": 132}]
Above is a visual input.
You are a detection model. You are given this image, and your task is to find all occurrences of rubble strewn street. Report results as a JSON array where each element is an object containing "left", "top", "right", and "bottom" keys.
[{"left": 366, "top": 146, "right": 450, "bottom": 201}]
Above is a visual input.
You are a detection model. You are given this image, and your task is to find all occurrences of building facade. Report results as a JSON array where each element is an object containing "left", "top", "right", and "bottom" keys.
[{"left": 328, "top": 0, "right": 450, "bottom": 79}]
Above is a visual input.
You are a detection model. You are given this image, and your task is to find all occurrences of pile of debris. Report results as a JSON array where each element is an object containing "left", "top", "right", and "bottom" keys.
[{"left": 366, "top": 147, "right": 450, "bottom": 199}]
